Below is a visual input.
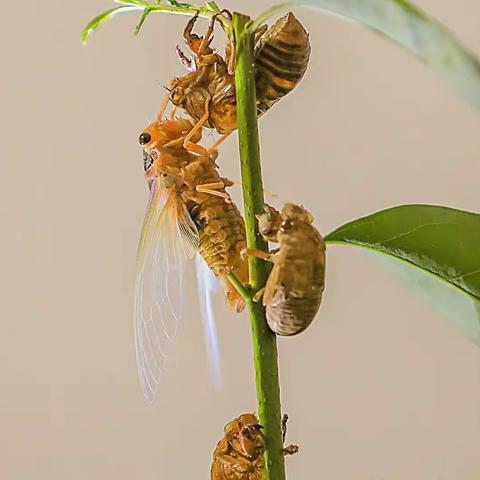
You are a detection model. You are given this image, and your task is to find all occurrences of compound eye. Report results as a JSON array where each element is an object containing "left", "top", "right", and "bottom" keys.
[
  {"left": 170, "top": 87, "right": 184, "bottom": 104},
  {"left": 139, "top": 132, "right": 151, "bottom": 145}
]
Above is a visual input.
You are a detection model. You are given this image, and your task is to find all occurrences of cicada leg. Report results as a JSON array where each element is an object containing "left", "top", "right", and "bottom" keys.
[
  {"left": 283, "top": 444, "right": 299, "bottom": 456},
  {"left": 169, "top": 105, "right": 178, "bottom": 120},
  {"left": 240, "top": 248, "right": 273, "bottom": 263},
  {"left": 175, "top": 45, "right": 195, "bottom": 72},
  {"left": 252, "top": 287, "right": 265, "bottom": 303},
  {"left": 183, "top": 10, "right": 202, "bottom": 54},
  {"left": 197, "top": 15, "right": 216, "bottom": 57},
  {"left": 196, "top": 182, "right": 231, "bottom": 203},
  {"left": 254, "top": 24, "right": 269, "bottom": 46},
  {"left": 226, "top": 45, "right": 235, "bottom": 75},
  {"left": 183, "top": 98, "right": 210, "bottom": 153},
  {"left": 209, "top": 132, "right": 231, "bottom": 154},
  {"left": 280, "top": 413, "right": 299, "bottom": 455},
  {"left": 183, "top": 10, "right": 217, "bottom": 59},
  {"left": 198, "top": 9, "right": 232, "bottom": 57},
  {"left": 281, "top": 414, "right": 288, "bottom": 442}
]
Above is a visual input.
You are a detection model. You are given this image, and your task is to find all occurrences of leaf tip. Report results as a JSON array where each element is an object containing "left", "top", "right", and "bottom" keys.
[{"left": 80, "top": 28, "right": 92, "bottom": 45}]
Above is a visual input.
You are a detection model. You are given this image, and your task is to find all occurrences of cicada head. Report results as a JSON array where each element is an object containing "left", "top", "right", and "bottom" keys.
[
  {"left": 223, "top": 413, "right": 264, "bottom": 459},
  {"left": 168, "top": 75, "right": 213, "bottom": 125},
  {"left": 278, "top": 204, "right": 315, "bottom": 235},
  {"left": 257, "top": 204, "right": 282, "bottom": 241},
  {"left": 168, "top": 75, "right": 196, "bottom": 107},
  {"left": 238, "top": 416, "right": 264, "bottom": 459},
  {"left": 138, "top": 118, "right": 201, "bottom": 186},
  {"left": 281, "top": 203, "right": 314, "bottom": 225}
]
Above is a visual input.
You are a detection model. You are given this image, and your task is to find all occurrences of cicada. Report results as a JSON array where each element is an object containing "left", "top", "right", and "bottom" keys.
[
  {"left": 211, "top": 413, "right": 298, "bottom": 480},
  {"left": 243, "top": 204, "right": 326, "bottom": 336},
  {"left": 168, "top": 11, "right": 311, "bottom": 136},
  {"left": 135, "top": 100, "right": 248, "bottom": 400}
]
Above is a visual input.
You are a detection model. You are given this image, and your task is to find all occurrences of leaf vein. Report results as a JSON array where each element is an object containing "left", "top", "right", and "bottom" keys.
[{"left": 378, "top": 221, "right": 452, "bottom": 244}]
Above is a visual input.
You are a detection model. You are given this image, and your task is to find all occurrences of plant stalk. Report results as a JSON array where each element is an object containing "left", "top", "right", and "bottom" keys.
[{"left": 233, "top": 13, "right": 286, "bottom": 480}]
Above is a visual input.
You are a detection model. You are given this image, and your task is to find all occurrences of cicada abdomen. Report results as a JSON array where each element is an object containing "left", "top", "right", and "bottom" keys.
[
  {"left": 255, "top": 13, "right": 311, "bottom": 115},
  {"left": 252, "top": 203, "right": 325, "bottom": 336},
  {"left": 189, "top": 198, "right": 248, "bottom": 311}
]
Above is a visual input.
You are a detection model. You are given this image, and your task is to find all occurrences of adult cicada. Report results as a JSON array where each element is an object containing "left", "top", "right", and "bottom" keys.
[{"left": 135, "top": 99, "right": 248, "bottom": 400}]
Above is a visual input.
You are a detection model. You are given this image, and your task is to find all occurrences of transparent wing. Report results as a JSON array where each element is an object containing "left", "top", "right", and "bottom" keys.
[
  {"left": 134, "top": 177, "right": 199, "bottom": 402},
  {"left": 195, "top": 254, "right": 222, "bottom": 390}
]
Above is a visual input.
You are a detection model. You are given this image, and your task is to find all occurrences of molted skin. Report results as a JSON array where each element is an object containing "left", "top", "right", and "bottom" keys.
[
  {"left": 169, "top": 12, "right": 311, "bottom": 134},
  {"left": 211, "top": 413, "right": 265, "bottom": 480},
  {"left": 140, "top": 118, "right": 248, "bottom": 310},
  {"left": 258, "top": 203, "right": 326, "bottom": 336}
]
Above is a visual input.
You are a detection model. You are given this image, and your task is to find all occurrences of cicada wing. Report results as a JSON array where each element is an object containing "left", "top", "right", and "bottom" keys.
[
  {"left": 134, "top": 178, "right": 199, "bottom": 402},
  {"left": 195, "top": 254, "right": 222, "bottom": 390}
]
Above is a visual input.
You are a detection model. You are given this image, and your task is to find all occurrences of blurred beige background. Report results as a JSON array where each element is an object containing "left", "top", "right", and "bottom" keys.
[{"left": 1, "top": 0, "right": 480, "bottom": 478}]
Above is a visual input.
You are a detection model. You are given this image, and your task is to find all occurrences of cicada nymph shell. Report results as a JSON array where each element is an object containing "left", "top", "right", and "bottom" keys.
[
  {"left": 211, "top": 413, "right": 298, "bottom": 480},
  {"left": 248, "top": 203, "right": 326, "bottom": 336},
  {"left": 211, "top": 413, "right": 264, "bottom": 480},
  {"left": 135, "top": 109, "right": 248, "bottom": 400},
  {"left": 168, "top": 11, "right": 311, "bottom": 135}
]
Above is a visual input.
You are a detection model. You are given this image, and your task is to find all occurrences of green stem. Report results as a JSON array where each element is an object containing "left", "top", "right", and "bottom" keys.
[
  {"left": 227, "top": 272, "right": 253, "bottom": 302},
  {"left": 233, "top": 13, "right": 286, "bottom": 480}
]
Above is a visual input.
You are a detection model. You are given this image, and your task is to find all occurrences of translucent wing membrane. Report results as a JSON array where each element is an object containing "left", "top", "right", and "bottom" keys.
[
  {"left": 196, "top": 254, "right": 222, "bottom": 390},
  {"left": 134, "top": 178, "right": 199, "bottom": 401}
]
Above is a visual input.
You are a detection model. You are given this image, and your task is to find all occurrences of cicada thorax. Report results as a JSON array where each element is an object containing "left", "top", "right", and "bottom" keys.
[
  {"left": 169, "top": 61, "right": 237, "bottom": 135},
  {"left": 254, "top": 12, "right": 311, "bottom": 115},
  {"left": 258, "top": 204, "right": 325, "bottom": 336}
]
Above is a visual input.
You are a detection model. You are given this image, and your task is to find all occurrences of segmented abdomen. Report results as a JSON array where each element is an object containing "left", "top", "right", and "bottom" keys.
[
  {"left": 266, "top": 263, "right": 324, "bottom": 336},
  {"left": 189, "top": 196, "right": 248, "bottom": 311},
  {"left": 266, "top": 237, "right": 325, "bottom": 336},
  {"left": 255, "top": 12, "right": 311, "bottom": 115}
]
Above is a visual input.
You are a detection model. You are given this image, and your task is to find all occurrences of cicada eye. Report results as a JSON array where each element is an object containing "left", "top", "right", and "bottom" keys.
[
  {"left": 170, "top": 87, "right": 184, "bottom": 104},
  {"left": 139, "top": 132, "right": 151, "bottom": 145}
]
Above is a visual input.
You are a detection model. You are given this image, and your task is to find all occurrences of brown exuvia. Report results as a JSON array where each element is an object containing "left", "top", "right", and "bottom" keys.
[
  {"left": 244, "top": 204, "right": 326, "bottom": 336},
  {"left": 168, "top": 11, "right": 311, "bottom": 135},
  {"left": 210, "top": 413, "right": 298, "bottom": 480}
]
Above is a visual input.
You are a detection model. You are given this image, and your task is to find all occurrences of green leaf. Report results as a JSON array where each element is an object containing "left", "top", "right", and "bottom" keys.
[
  {"left": 115, "top": 0, "right": 151, "bottom": 6},
  {"left": 166, "top": 0, "right": 196, "bottom": 7},
  {"left": 81, "top": 6, "right": 141, "bottom": 44},
  {"left": 134, "top": 7, "right": 151, "bottom": 35},
  {"left": 204, "top": 1, "right": 221, "bottom": 13},
  {"left": 325, "top": 205, "right": 480, "bottom": 345},
  {"left": 253, "top": 0, "right": 480, "bottom": 112}
]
